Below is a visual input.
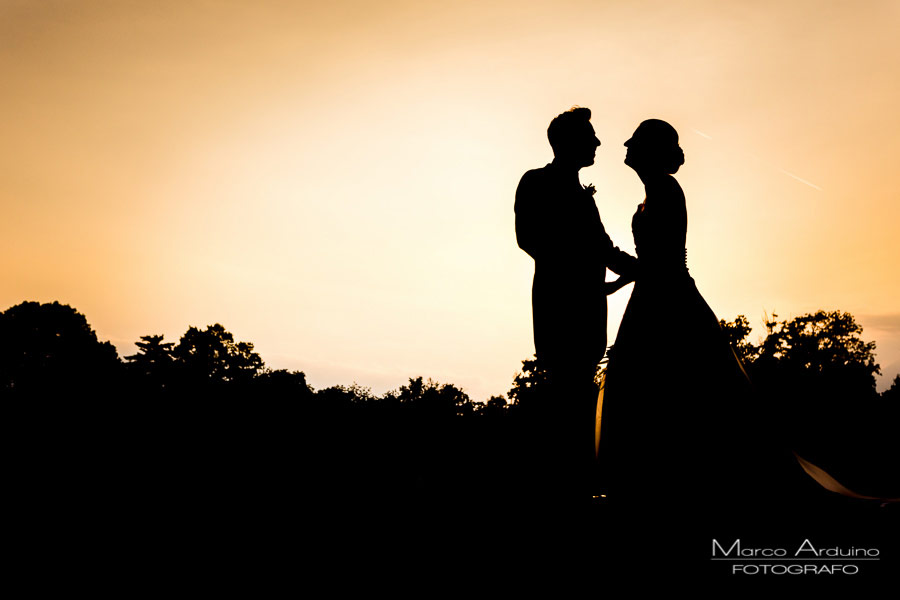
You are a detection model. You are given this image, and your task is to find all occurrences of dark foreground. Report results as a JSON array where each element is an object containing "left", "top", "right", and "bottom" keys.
[{"left": 7, "top": 399, "right": 897, "bottom": 591}]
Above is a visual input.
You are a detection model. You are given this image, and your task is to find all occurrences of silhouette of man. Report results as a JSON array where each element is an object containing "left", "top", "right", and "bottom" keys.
[{"left": 515, "top": 107, "right": 637, "bottom": 505}]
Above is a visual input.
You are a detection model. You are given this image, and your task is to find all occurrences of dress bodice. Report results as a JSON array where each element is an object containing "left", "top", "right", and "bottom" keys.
[{"left": 631, "top": 176, "right": 689, "bottom": 279}]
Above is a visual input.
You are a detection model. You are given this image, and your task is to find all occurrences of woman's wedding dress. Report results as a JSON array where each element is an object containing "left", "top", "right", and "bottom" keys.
[{"left": 597, "top": 175, "right": 784, "bottom": 516}]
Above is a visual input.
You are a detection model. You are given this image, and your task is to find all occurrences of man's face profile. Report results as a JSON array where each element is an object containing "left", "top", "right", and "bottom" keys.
[{"left": 571, "top": 121, "right": 601, "bottom": 168}]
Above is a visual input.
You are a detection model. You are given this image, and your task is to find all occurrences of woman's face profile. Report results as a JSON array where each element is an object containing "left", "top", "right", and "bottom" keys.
[
  {"left": 624, "top": 120, "right": 679, "bottom": 173},
  {"left": 623, "top": 128, "right": 644, "bottom": 169}
]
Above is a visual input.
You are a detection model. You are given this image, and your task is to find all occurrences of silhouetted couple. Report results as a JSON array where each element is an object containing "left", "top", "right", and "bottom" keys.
[{"left": 515, "top": 108, "right": 791, "bottom": 524}]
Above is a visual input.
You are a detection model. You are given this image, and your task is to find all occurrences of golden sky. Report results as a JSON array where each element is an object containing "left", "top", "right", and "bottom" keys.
[{"left": 3, "top": 0, "right": 899, "bottom": 399}]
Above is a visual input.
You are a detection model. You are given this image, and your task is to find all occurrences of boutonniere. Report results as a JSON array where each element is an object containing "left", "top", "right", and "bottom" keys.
[{"left": 583, "top": 183, "right": 596, "bottom": 196}]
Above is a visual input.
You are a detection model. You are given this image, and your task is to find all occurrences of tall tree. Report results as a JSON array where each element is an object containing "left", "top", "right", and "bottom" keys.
[
  {"left": 0, "top": 301, "right": 120, "bottom": 395},
  {"left": 752, "top": 310, "right": 880, "bottom": 402},
  {"left": 171, "top": 324, "right": 264, "bottom": 386},
  {"left": 507, "top": 356, "right": 551, "bottom": 414},
  {"left": 718, "top": 314, "right": 757, "bottom": 364},
  {"left": 125, "top": 334, "right": 175, "bottom": 391}
]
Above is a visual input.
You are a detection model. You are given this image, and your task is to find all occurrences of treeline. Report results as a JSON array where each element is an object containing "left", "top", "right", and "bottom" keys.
[
  {"left": 3, "top": 300, "right": 897, "bottom": 402},
  {"left": 2, "top": 300, "right": 898, "bottom": 505},
  {"left": 0, "top": 300, "right": 505, "bottom": 409},
  {"left": 0, "top": 301, "right": 523, "bottom": 515}
]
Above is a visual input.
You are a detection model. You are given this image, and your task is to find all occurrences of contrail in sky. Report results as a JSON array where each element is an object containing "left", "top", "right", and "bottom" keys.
[
  {"left": 779, "top": 169, "right": 823, "bottom": 191},
  {"left": 692, "top": 126, "right": 823, "bottom": 191}
]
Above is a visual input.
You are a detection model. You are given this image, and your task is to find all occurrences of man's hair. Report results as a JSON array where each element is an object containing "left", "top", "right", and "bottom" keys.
[{"left": 547, "top": 106, "right": 591, "bottom": 153}]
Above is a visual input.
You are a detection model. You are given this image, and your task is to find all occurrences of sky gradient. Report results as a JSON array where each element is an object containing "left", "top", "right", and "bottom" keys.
[{"left": 3, "top": 0, "right": 899, "bottom": 400}]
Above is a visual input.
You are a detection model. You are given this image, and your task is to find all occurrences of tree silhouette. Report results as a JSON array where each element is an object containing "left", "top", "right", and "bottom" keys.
[
  {"left": 717, "top": 311, "right": 881, "bottom": 402},
  {"left": 385, "top": 376, "right": 474, "bottom": 417},
  {"left": 883, "top": 374, "right": 900, "bottom": 402},
  {"left": 753, "top": 310, "right": 880, "bottom": 399},
  {"left": 718, "top": 314, "right": 756, "bottom": 364},
  {"left": 477, "top": 395, "right": 509, "bottom": 418},
  {"left": 722, "top": 310, "right": 895, "bottom": 495},
  {"left": 125, "top": 334, "right": 175, "bottom": 392},
  {"left": 315, "top": 382, "right": 376, "bottom": 406},
  {"left": 171, "top": 323, "right": 264, "bottom": 387},
  {"left": 253, "top": 368, "right": 315, "bottom": 401},
  {"left": 507, "top": 356, "right": 551, "bottom": 414},
  {"left": 0, "top": 301, "right": 120, "bottom": 395}
]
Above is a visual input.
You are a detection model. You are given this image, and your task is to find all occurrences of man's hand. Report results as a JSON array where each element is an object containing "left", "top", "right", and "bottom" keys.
[{"left": 603, "top": 276, "right": 633, "bottom": 296}]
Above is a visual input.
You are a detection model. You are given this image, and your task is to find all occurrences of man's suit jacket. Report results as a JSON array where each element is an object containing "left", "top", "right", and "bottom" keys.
[{"left": 515, "top": 162, "right": 637, "bottom": 371}]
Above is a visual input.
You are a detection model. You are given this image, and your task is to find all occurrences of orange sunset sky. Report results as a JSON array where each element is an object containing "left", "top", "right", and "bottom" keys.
[{"left": 2, "top": 0, "right": 899, "bottom": 400}]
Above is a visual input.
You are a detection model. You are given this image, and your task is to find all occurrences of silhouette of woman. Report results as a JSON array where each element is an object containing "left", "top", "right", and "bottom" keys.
[
  {"left": 593, "top": 121, "right": 897, "bottom": 581},
  {"left": 597, "top": 119, "right": 787, "bottom": 521}
]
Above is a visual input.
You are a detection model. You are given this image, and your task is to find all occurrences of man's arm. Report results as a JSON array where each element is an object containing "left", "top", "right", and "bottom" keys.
[
  {"left": 603, "top": 276, "right": 632, "bottom": 295},
  {"left": 595, "top": 217, "right": 638, "bottom": 279},
  {"left": 515, "top": 170, "right": 547, "bottom": 261},
  {"left": 606, "top": 243, "right": 639, "bottom": 280}
]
